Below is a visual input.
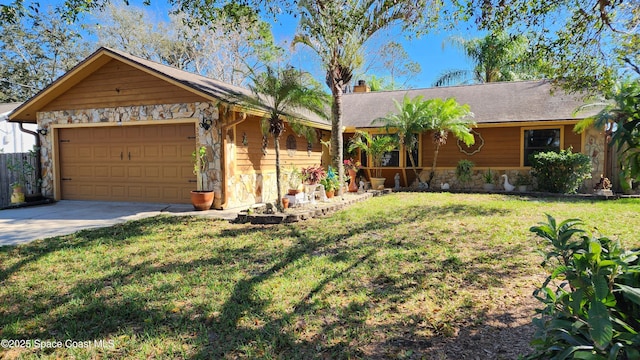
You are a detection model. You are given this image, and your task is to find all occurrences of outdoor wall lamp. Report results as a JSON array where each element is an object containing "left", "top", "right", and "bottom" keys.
[
  {"left": 200, "top": 118, "right": 213, "bottom": 131},
  {"left": 37, "top": 128, "right": 48, "bottom": 136}
]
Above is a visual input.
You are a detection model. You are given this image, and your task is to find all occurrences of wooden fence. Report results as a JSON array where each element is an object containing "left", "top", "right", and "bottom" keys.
[{"left": 1, "top": 152, "right": 39, "bottom": 208}]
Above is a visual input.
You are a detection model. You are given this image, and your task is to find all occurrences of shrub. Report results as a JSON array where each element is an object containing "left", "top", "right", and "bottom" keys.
[
  {"left": 527, "top": 215, "right": 640, "bottom": 359},
  {"left": 455, "top": 159, "right": 474, "bottom": 186},
  {"left": 320, "top": 166, "right": 341, "bottom": 192},
  {"left": 529, "top": 148, "right": 592, "bottom": 193}
]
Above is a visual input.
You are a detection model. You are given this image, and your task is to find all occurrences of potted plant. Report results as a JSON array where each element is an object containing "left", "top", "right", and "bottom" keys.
[
  {"left": 320, "top": 166, "right": 341, "bottom": 198},
  {"left": 343, "top": 159, "right": 361, "bottom": 192},
  {"left": 7, "top": 152, "right": 36, "bottom": 204},
  {"left": 10, "top": 182, "right": 25, "bottom": 204},
  {"left": 190, "top": 146, "right": 214, "bottom": 211},
  {"left": 287, "top": 166, "right": 303, "bottom": 195},
  {"left": 455, "top": 159, "right": 474, "bottom": 189},
  {"left": 348, "top": 130, "right": 397, "bottom": 190},
  {"left": 301, "top": 165, "right": 326, "bottom": 185},
  {"left": 515, "top": 172, "right": 531, "bottom": 192},
  {"left": 483, "top": 168, "right": 495, "bottom": 191}
]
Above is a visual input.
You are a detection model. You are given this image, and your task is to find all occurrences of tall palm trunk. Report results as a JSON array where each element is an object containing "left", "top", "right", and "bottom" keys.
[
  {"left": 274, "top": 133, "right": 283, "bottom": 210},
  {"left": 328, "top": 67, "right": 345, "bottom": 196}
]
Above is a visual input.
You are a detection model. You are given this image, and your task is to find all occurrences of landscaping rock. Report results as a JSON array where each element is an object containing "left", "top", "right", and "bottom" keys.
[{"left": 233, "top": 191, "right": 377, "bottom": 225}]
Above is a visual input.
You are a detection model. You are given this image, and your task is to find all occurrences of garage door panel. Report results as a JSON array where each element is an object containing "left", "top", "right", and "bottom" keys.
[
  {"left": 162, "top": 166, "right": 179, "bottom": 178},
  {"left": 77, "top": 146, "right": 94, "bottom": 161},
  {"left": 143, "top": 145, "right": 160, "bottom": 158},
  {"left": 94, "top": 185, "right": 110, "bottom": 197},
  {"left": 110, "top": 146, "right": 123, "bottom": 160},
  {"left": 180, "top": 144, "right": 194, "bottom": 157},
  {"left": 94, "top": 166, "right": 109, "bottom": 177},
  {"left": 128, "top": 186, "right": 144, "bottom": 199},
  {"left": 111, "top": 186, "right": 125, "bottom": 198},
  {"left": 180, "top": 165, "right": 193, "bottom": 178},
  {"left": 162, "top": 145, "right": 179, "bottom": 159},
  {"left": 127, "top": 166, "right": 143, "bottom": 178},
  {"left": 59, "top": 123, "right": 196, "bottom": 203},
  {"left": 144, "top": 166, "right": 161, "bottom": 178},
  {"left": 93, "top": 145, "right": 109, "bottom": 160},
  {"left": 78, "top": 166, "right": 95, "bottom": 177},
  {"left": 111, "top": 166, "right": 126, "bottom": 178}
]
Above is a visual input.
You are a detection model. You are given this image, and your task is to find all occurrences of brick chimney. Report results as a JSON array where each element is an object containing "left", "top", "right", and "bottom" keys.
[{"left": 353, "top": 79, "right": 370, "bottom": 93}]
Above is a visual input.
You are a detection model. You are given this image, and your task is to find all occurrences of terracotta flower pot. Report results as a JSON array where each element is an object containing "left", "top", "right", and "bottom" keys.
[
  {"left": 325, "top": 190, "right": 335, "bottom": 198},
  {"left": 348, "top": 169, "right": 358, "bottom": 192},
  {"left": 282, "top": 197, "right": 290, "bottom": 209},
  {"left": 190, "top": 190, "right": 214, "bottom": 211}
]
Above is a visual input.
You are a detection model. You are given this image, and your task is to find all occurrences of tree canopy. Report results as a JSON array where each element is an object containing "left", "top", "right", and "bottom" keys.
[
  {"left": 0, "top": 8, "right": 90, "bottom": 102},
  {"left": 90, "top": 3, "right": 281, "bottom": 86},
  {"left": 446, "top": 0, "right": 639, "bottom": 93},
  {"left": 433, "top": 31, "right": 542, "bottom": 87}
]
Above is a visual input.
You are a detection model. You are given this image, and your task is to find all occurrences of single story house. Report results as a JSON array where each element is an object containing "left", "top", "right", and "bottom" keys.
[
  {"left": 8, "top": 47, "right": 330, "bottom": 208},
  {"left": 9, "top": 48, "right": 608, "bottom": 207},
  {"left": 341, "top": 80, "right": 605, "bottom": 190}
]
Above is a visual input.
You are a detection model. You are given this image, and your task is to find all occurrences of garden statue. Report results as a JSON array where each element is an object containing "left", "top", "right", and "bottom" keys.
[
  {"left": 394, "top": 173, "right": 401, "bottom": 190},
  {"left": 594, "top": 174, "right": 613, "bottom": 196}
]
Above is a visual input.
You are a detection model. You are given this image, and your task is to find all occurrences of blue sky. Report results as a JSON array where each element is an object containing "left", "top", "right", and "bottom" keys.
[
  {"left": 39, "top": 0, "right": 478, "bottom": 90},
  {"left": 268, "top": 12, "right": 477, "bottom": 90}
]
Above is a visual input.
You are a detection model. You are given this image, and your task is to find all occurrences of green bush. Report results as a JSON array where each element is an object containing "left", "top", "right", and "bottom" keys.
[
  {"left": 527, "top": 215, "right": 640, "bottom": 359},
  {"left": 530, "top": 148, "right": 592, "bottom": 193}
]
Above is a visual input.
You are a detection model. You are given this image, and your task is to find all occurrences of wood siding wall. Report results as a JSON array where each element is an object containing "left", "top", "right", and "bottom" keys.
[
  {"left": 41, "top": 59, "right": 205, "bottom": 111},
  {"left": 347, "top": 123, "right": 583, "bottom": 172},
  {"left": 422, "top": 127, "right": 522, "bottom": 168},
  {"left": 234, "top": 116, "right": 324, "bottom": 173},
  {"left": 564, "top": 124, "right": 582, "bottom": 152}
]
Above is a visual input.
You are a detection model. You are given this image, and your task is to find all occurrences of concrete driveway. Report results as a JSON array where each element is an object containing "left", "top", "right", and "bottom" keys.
[{"left": 0, "top": 200, "right": 240, "bottom": 246}]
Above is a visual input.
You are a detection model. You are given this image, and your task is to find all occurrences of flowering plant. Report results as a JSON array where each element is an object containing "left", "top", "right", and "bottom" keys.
[
  {"left": 301, "top": 165, "right": 326, "bottom": 185},
  {"left": 343, "top": 159, "right": 361, "bottom": 171}
]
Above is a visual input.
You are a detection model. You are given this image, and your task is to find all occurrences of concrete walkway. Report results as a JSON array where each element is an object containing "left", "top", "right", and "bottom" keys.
[{"left": 0, "top": 200, "right": 242, "bottom": 246}]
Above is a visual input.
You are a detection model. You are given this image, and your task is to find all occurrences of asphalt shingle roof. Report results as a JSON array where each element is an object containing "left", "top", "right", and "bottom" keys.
[{"left": 341, "top": 80, "right": 599, "bottom": 128}]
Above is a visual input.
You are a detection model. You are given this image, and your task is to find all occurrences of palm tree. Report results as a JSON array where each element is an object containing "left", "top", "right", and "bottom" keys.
[
  {"left": 433, "top": 31, "right": 542, "bottom": 87},
  {"left": 575, "top": 79, "right": 640, "bottom": 184},
  {"left": 373, "top": 95, "right": 431, "bottom": 184},
  {"left": 247, "top": 65, "right": 329, "bottom": 210},
  {"left": 293, "top": 0, "right": 433, "bottom": 195},
  {"left": 347, "top": 130, "right": 397, "bottom": 178},
  {"left": 423, "top": 98, "right": 476, "bottom": 186}
]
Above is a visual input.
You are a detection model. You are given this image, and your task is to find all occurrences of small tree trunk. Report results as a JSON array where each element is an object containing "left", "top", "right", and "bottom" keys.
[
  {"left": 429, "top": 143, "right": 441, "bottom": 187},
  {"left": 407, "top": 146, "right": 421, "bottom": 186},
  {"left": 274, "top": 134, "right": 283, "bottom": 212}
]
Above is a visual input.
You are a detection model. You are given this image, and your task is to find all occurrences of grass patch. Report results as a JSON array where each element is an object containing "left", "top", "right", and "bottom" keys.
[{"left": 1, "top": 193, "right": 639, "bottom": 359}]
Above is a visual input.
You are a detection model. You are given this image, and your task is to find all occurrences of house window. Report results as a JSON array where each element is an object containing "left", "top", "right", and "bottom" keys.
[
  {"left": 524, "top": 128, "right": 560, "bottom": 166},
  {"left": 286, "top": 135, "right": 297, "bottom": 157},
  {"left": 376, "top": 135, "right": 399, "bottom": 167}
]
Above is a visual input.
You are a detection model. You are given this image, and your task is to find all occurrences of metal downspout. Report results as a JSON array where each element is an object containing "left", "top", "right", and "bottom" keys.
[{"left": 17, "top": 122, "right": 42, "bottom": 194}]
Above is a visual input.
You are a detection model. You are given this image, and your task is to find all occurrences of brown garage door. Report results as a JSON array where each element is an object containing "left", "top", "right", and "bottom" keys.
[{"left": 58, "top": 124, "right": 196, "bottom": 203}]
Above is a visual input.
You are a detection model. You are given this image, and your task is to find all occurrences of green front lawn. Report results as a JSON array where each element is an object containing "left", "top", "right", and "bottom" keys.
[{"left": 1, "top": 193, "right": 639, "bottom": 359}]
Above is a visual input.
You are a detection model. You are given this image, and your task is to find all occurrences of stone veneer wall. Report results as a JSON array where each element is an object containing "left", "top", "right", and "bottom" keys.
[
  {"left": 227, "top": 172, "right": 278, "bottom": 208},
  {"left": 584, "top": 127, "right": 606, "bottom": 190},
  {"left": 36, "top": 102, "right": 221, "bottom": 199}
]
